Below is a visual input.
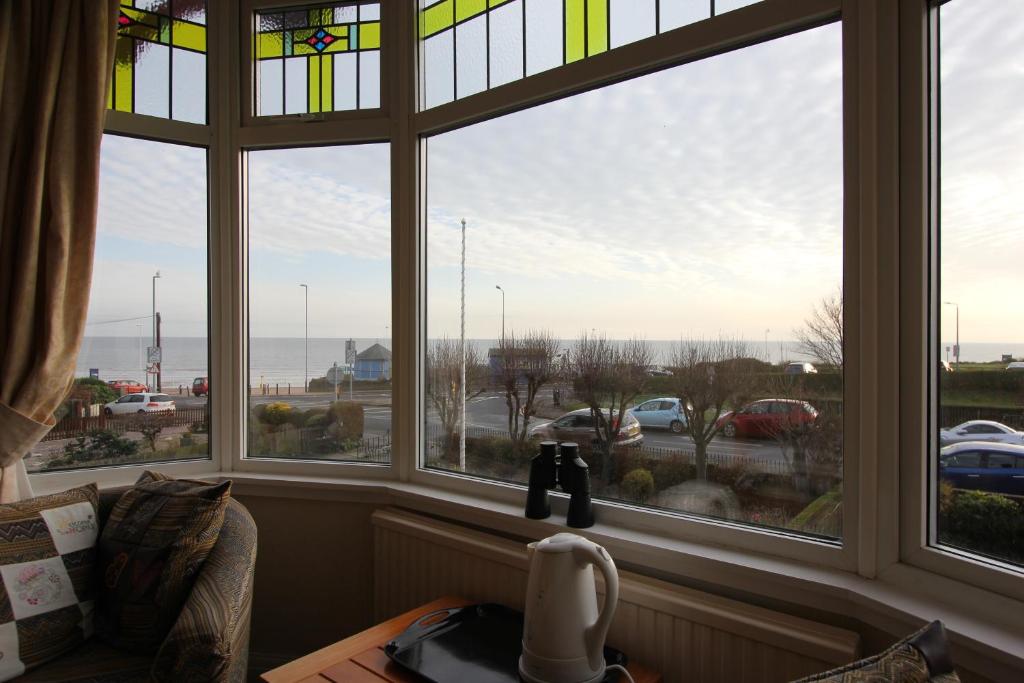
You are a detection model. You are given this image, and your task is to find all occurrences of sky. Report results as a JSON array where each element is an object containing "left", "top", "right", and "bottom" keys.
[{"left": 84, "top": 0, "right": 1022, "bottom": 353}]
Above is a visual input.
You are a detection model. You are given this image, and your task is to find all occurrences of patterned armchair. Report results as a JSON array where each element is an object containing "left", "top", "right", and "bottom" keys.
[{"left": 14, "top": 492, "right": 257, "bottom": 683}]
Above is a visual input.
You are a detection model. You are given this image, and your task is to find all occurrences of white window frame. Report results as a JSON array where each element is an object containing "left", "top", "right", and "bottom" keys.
[{"left": 29, "top": 0, "right": 1024, "bottom": 613}]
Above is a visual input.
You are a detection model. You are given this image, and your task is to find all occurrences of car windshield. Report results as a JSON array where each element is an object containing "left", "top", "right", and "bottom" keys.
[{"left": 151, "top": 395, "right": 172, "bottom": 402}]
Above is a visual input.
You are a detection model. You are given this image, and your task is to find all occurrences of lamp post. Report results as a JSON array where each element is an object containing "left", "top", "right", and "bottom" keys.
[
  {"left": 764, "top": 328, "right": 770, "bottom": 364},
  {"left": 151, "top": 271, "right": 160, "bottom": 388},
  {"left": 943, "top": 301, "right": 960, "bottom": 369},
  {"left": 459, "top": 219, "right": 467, "bottom": 471},
  {"left": 300, "top": 284, "right": 309, "bottom": 391},
  {"left": 495, "top": 285, "right": 505, "bottom": 343}
]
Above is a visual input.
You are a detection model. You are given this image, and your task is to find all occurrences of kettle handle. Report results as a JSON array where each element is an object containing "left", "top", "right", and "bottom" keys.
[{"left": 572, "top": 541, "right": 619, "bottom": 673}]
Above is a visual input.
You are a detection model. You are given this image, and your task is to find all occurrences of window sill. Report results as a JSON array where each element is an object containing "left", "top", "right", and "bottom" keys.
[{"left": 217, "top": 471, "right": 1024, "bottom": 681}]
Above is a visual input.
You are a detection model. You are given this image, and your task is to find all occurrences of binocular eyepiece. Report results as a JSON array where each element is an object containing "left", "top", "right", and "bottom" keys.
[{"left": 525, "top": 441, "right": 594, "bottom": 528}]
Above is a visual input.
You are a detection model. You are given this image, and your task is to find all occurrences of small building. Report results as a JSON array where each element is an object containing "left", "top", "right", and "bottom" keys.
[{"left": 354, "top": 343, "right": 392, "bottom": 381}]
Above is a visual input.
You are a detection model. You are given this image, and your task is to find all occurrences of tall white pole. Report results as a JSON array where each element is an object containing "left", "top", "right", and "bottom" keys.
[
  {"left": 301, "top": 284, "right": 309, "bottom": 391},
  {"left": 460, "top": 219, "right": 467, "bottom": 471},
  {"left": 151, "top": 271, "right": 160, "bottom": 387}
]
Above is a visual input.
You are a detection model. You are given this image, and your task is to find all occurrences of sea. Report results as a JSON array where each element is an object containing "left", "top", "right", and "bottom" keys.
[{"left": 75, "top": 337, "right": 1024, "bottom": 388}]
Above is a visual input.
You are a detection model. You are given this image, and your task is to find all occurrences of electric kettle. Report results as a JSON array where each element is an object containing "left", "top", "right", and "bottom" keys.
[{"left": 519, "top": 533, "right": 619, "bottom": 683}]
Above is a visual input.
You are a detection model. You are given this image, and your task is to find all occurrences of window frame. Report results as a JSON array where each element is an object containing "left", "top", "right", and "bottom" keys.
[{"left": 897, "top": 0, "right": 1024, "bottom": 602}]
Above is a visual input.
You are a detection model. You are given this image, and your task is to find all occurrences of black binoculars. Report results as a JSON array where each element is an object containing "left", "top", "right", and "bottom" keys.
[{"left": 525, "top": 441, "right": 594, "bottom": 528}]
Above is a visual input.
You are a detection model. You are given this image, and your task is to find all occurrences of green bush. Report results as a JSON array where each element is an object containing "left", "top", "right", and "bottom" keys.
[
  {"left": 73, "top": 377, "right": 118, "bottom": 405},
  {"left": 305, "top": 413, "right": 330, "bottom": 429},
  {"left": 61, "top": 430, "right": 138, "bottom": 464},
  {"left": 621, "top": 469, "right": 655, "bottom": 503},
  {"left": 261, "top": 402, "right": 293, "bottom": 426},
  {"left": 939, "top": 489, "right": 1024, "bottom": 563},
  {"left": 308, "top": 377, "right": 334, "bottom": 393},
  {"left": 652, "top": 456, "right": 695, "bottom": 491}
]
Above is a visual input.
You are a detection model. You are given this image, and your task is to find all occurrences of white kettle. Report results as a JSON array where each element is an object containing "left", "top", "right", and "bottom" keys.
[{"left": 519, "top": 533, "right": 619, "bottom": 683}]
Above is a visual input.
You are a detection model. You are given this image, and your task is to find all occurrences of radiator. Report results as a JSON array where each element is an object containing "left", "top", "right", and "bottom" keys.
[{"left": 372, "top": 508, "right": 860, "bottom": 683}]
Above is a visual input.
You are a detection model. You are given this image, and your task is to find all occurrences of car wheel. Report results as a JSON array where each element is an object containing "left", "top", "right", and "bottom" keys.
[
  {"left": 103, "top": 408, "right": 113, "bottom": 416},
  {"left": 722, "top": 422, "right": 737, "bottom": 438},
  {"left": 137, "top": 409, "right": 146, "bottom": 414},
  {"left": 670, "top": 420, "right": 684, "bottom": 434}
]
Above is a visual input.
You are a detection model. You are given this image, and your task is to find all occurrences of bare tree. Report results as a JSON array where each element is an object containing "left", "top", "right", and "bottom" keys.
[
  {"left": 670, "top": 338, "right": 758, "bottom": 481},
  {"left": 564, "top": 334, "right": 651, "bottom": 482},
  {"left": 794, "top": 289, "right": 843, "bottom": 368},
  {"left": 494, "top": 330, "right": 561, "bottom": 443},
  {"left": 426, "top": 337, "right": 485, "bottom": 460}
]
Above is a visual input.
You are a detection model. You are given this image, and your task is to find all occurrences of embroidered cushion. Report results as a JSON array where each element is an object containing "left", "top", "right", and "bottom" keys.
[
  {"left": 792, "top": 621, "right": 960, "bottom": 683},
  {"left": 0, "top": 484, "right": 100, "bottom": 681},
  {"left": 96, "top": 472, "right": 231, "bottom": 653}
]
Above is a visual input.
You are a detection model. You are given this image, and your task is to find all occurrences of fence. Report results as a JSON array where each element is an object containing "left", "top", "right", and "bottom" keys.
[
  {"left": 295, "top": 427, "right": 391, "bottom": 463},
  {"left": 423, "top": 423, "right": 794, "bottom": 476},
  {"left": 939, "top": 405, "right": 1024, "bottom": 429},
  {"left": 44, "top": 407, "right": 208, "bottom": 442}
]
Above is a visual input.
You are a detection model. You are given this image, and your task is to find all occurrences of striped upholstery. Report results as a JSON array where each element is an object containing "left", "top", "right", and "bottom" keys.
[{"left": 14, "top": 490, "right": 257, "bottom": 683}]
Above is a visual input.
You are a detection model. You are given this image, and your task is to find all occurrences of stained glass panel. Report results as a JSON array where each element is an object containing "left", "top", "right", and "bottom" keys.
[
  {"left": 419, "top": 0, "right": 769, "bottom": 109},
  {"left": 109, "top": 1, "right": 208, "bottom": 124},
  {"left": 254, "top": 2, "right": 382, "bottom": 116}
]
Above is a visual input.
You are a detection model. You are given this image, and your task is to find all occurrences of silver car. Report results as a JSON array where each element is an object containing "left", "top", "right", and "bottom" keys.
[
  {"left": 938, "top": 420, "right": 1024, "bottom": 447},
  {"left": 529, "top": 408, "right": 643, "bottom": 448}
]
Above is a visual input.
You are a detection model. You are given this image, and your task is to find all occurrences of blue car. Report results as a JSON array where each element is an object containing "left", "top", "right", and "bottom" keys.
[
  {"left": 630, "top": 398, "right": 688, "bottom": 434},
  {"left": 939, "top": 442, "right": 1024, "bottom": 496}
]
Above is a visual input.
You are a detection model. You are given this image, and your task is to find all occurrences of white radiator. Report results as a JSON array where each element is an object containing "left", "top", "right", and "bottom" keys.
[{"left": 372, "top": 508, "right": 860, "bottom": 683}]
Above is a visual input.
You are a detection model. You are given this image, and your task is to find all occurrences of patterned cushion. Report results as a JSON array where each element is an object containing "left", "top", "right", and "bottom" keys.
[
  {"left": 0, "top": 485, "right": 100, "bottom": 681},
  {"left": 96, "top": 472, "right": 231, "bottom": 653},
  {"left": 792, "top": 621, "right": 961, "bottom": 683}
]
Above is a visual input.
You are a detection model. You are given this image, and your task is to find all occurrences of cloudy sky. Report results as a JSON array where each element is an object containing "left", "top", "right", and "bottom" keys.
[{"left": 85, "top": 0, "right": 1021, "bottom": 355}]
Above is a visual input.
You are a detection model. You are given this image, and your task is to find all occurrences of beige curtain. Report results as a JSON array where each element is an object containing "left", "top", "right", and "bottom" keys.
[{"left": 0, "top": 1, "right": 119, "bottom": 502}]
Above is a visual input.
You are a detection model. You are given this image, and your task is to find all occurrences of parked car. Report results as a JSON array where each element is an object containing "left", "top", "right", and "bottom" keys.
[
  {"left": 630, "top": 398, "right": 688, "bottom": 433},
  {"left": 939, "top": 442, "right": 1024, "bottom": 496},
  {"left": 645, "top": 365, "right": 673, "bottom": 377},
  {"left": 192, "top": 376, "right": 209, "bottom": 397},
  {"left": 106, "top": 379, "right": 148, "bottom": 395},
  {"left": 939, "top": 360, "right": 953, "bottom": 373},
  {"left": 1006, "top": 361, "right": 1024, "bottom": 371},
  {"left": 938, "top": 420, "right": 1024, "bottom": 447},
  {"left": 529, "top": 408, "right": 643, "bottom": 448},
  {"left": 103, "top": 392, "right": 176, "bottom": 416},
  {"left": 715, "top": 399, "right": 818, "bottom": 439},
  {"left": 784, "top": 362, "right": 818, "bottom": 375}
]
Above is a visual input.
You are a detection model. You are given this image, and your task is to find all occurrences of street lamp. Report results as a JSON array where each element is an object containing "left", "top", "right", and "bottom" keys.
[
  {"left": 300, "top": 284, "right": 309, "bottom": 391},
  {"left": 943, "top": 301, "right": 960, "bottom": 369},
  {"left": 495, "top": 285, "right": 505, "bottom": 343},
  {"left": 151, "top": 271, "right": 160, "bottom": 388}
]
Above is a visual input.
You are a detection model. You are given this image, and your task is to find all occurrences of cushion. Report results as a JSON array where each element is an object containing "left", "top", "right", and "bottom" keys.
[
  {"left": 11, "top": 637, "right": 151, "bottom": 682},
  {"left": 96, "top": 472, "right": 231, "bottom": 653},
  {"left": 792, "top": 621, "right": 960, "bottom": 683},
  {"left": 0, "top": 484, "right": 99, "bottom": 681}
]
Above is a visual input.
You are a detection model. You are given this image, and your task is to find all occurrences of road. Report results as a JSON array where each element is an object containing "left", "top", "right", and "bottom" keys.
[{"left": 163, "top": 390, "right": 787, "bottom": 462}]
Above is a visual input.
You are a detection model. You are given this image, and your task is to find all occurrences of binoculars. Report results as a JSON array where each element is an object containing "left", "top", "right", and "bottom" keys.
[{"left": 525, "top": 441, "right": 594, "bottom": 528}]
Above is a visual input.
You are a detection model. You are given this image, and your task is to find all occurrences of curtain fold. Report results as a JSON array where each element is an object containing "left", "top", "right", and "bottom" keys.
[{"left": 0, "top": 1, "right": 119, "bottom": 501}]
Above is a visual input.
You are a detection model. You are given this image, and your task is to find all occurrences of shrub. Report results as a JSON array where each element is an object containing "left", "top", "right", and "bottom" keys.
[
  {"left": 308, "top": 377, "right": 334, "bottom": 393},
  {"left": 62, "top": 430, "right": 138, "bottom": 464},
  {"left": 652, "top": 456, "right": 695, "bottom": 492},
  {"left": 72, "top": 377, "right": 118, "bottom": 405},
  {"left": 328, "top": 401, "right": 364, "bottom": 440},
  {"left": 305, "top": 413, "right": 330, "bottom": 429},
  {"left": 621, "top": 469, "right": 655, "bottom": 503},
  {"left": 261, "top": 402, "right": 293, "bottom": 426},
  {"left": 939, "top": 489, "right": 1024, "bottom": 563}
]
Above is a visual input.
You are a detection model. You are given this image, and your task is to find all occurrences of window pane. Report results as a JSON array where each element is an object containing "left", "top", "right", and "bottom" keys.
[
  {"left": 935, "top": 0, "right": 1024, "bottom": 568},
  {"left": 423, "top": 24, "right": 843, "bottom": 539},
  {"left": 27, "top": 135, "right": 210, "bottom": 473},
  {"left": 247, "top": 144, "right": 391, "bottom": 464},
  {"left": 254, "top": 2, "right": 382, "bottom": 116},
  {"left": 111, "top": 2, "right": 208, "bottom": 123}
]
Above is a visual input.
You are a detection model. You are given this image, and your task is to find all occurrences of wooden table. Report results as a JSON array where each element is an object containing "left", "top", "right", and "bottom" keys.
[{"left": 261, "top": 597, "right": 661, "bottom": 683}]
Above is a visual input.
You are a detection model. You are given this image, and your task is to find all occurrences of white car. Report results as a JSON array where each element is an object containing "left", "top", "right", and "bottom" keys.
[
  {"left": 103, "top": 392, "right": 176, "bottom": 416},
  {"left": 938, "top": 420, "right": 1024, "bottom": 447},
  {"left": 1006, "top": 361, "right": 1024, "bottom": 371}
]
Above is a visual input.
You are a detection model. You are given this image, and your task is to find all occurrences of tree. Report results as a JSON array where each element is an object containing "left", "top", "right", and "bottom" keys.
[
  {"left": 794, "top": 289, "right": 843, "bottom": 368},
  {"left": 426, "top": 336, "right": 486, "bottom": 465},
  {"left": 669, "top": 338, "right": 758, "bottom": 481},
  {"left": 564, "top": 334, "right": 651, "bottom": 482},
  {"left": 494, "top": 330, "right": 560, "bottom": 444}
]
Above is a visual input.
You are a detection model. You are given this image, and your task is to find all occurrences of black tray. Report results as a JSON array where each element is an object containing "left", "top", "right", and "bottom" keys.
[{"left": 383, "top": 603, "right": 627, "bottom": 683}]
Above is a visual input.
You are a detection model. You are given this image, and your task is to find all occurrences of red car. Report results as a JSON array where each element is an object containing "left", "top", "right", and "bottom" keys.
[
  {"left": 107, "top": 379, "right": 148, "bottom": 395},
  {"left": 715, "top": 399, "right": 818, "bottom": 438},
  {"left": 192, "top": 376, "right": 209, "bottom": 397}
]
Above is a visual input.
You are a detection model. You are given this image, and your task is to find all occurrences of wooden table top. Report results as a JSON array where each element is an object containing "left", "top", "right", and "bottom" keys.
[{"left": 261, "top": 597, "right": 661, "bottom": 683}]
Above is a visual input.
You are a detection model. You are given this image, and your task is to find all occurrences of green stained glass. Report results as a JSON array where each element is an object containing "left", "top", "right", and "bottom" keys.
[
  {"left": 255, "top": 2, "right": 381, "bottom": 116},
  {"left": 109, "top": 2, "right": 208, "bottom": 123}
]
